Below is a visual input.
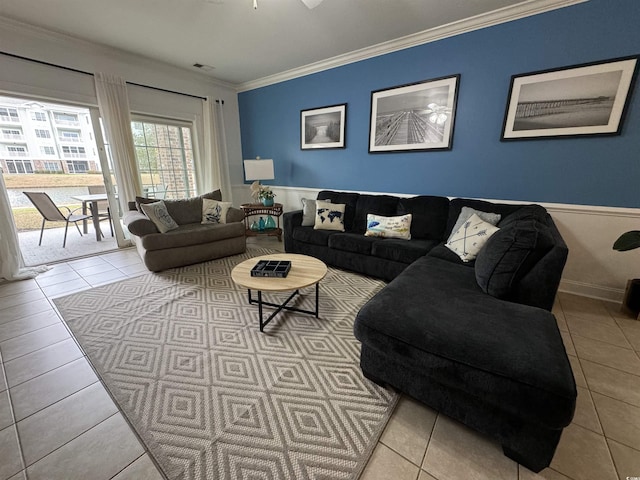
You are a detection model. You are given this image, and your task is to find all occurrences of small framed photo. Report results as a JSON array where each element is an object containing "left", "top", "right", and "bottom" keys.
[
  {"left": 369, "top": 75, "right": 460, "bottom": 153},
  {"left": 301, "top": 104, "right": 346, "bottom": 149},
  {"left": 501, "top": 55, "right": 638, "bottom": 140}
]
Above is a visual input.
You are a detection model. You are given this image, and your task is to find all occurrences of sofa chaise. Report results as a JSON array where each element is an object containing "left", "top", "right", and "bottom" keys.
[
  {"left": 283, "top": 190, "right": 576, "bottom": 472},
  {"left": 123, "top": 190, "right": 246, "bottom": 272}
]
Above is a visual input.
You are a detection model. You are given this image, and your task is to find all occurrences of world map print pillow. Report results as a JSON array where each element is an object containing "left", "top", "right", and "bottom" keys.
[
  {"left": 314, "top": 200, "right": 346, "bottom": 231},
  {"left": 365, "top": 213, "right": 412, "bottom": 240},
  {"left": 202, "top": 199, "right": 232, "bottom": 224}
]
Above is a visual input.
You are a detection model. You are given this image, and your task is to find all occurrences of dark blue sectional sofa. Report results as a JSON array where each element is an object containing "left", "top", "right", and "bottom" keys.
[{"left": 283, "top": 190, "right": 576, "bottom": 472}]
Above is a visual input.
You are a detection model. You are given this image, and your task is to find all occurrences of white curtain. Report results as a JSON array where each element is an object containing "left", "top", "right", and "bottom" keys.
[
  {"left": 0, "top": 175, "right": 49, "bottom": 281},
  {"left": 94, "top": 73, "right": 142, "bottom": 214},
  {"left": 200, "top": 98, "right": 232, "bottom": 200}
]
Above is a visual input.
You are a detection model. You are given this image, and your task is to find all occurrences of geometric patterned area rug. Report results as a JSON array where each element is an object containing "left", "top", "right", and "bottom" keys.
[{"left": 54, "top": 248, "right": 397, "bottom": 480}]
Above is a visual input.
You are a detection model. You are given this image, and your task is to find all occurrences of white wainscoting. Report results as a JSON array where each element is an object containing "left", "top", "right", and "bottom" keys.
[{"left": 232, "top": 184, "right": 640, "bottom": 303}]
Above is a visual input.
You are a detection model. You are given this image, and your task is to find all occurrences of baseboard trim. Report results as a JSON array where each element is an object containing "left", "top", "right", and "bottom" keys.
[{"left": 559, "top": 280, "right": 624, "bottom": 303}]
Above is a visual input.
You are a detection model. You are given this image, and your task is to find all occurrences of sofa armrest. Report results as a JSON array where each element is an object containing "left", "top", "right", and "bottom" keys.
[
  {"left": 123, "top": 211, "right": 159, "bottom": 236},
  {"left": 226, "top": 207, "right": 244, "bottom": 224}
]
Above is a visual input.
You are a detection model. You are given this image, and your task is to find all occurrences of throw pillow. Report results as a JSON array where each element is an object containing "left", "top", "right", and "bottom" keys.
[
  {"left": 202, "top": 198, "right": 232, "bottom": 224},
  {"left": 301, "top": 198, "right": 330, "bottom": 226},
  {"left": 140, "top": 201, "right": 179, "bottom": 233},
  {"left": 445, "top": 213, "right": 499, "bottom": 262},
  {"left": 365, "top": 213, "right": 412, "bottom": 240},
  {"left": 475, "top": 220, "right": 554, "bottom": 298},
  {"left": 314, "top": 200, "right": 346, "bottom": 231},
  {"left": 448, "top": 207, "right": 501, "bottom": 243}
]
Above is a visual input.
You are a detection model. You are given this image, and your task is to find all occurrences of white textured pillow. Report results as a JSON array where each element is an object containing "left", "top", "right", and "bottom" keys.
[
  {"left": 301, "top": 198, "right": 330, "bottom": 226},
  {"left": 445, "top": 213, "right": 499, "bottom": 262},
  {"left": 314, "top": 200, "right": 346, "bottom": 231},
  {"left": 140, "top": 200, "right": 179, "bottom": 233},
  {"left": 365, "top": 214, "right": 412, "bottom": 240},
  {"left": 202, "top": 198, "right": 232, "bottom": 224},
  {"left": 448, "top": 207, "right": 501, "bottom": 243}
]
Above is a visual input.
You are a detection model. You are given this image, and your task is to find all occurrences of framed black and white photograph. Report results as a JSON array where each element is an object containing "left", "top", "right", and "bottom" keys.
[
  {"left": 501, "top": 55, "right": 638, "bottom": 140},
  {"left": 369, "top": 75, "right": 460, "bottom": 153},
  {"left": 301, "top": 104, "right": 346, "bottom": 150}
]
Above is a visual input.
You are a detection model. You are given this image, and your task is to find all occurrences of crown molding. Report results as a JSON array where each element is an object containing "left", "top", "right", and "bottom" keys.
[
  {"left": 236, "top": 0, "right": 589, "bottom": 92},
  {"left": 0, "top": 16, "right": 236, "bottom": 92}
]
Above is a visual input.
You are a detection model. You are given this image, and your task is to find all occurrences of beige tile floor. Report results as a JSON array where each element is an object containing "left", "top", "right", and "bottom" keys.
[{"left": 0, "top": 238, "right": 638, "bottom": 480}]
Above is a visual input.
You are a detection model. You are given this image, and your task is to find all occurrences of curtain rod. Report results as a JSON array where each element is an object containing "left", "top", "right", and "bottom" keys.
[{"left": 0, "top": 50, "right": 210, "bottom": 101}]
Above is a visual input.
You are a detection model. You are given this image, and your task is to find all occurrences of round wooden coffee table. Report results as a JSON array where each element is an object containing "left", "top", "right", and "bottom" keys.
[{"left": 231, "top": 254, "right": 328, "bottom": 332}]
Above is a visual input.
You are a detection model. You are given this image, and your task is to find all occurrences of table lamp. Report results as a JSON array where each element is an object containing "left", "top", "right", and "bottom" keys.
[{"left": 243, "top": 157, "right": 274, "bottom": 202}]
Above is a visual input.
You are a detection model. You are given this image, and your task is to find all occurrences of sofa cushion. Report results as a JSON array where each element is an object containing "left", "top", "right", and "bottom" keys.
[
  {"left": 426, "top": 243, "right": 475, "bottom": 267},
  {"left": 328, "top": 233, "right": 378, "bottom": 255},
  {"left": 136, "top": 190, "right": 223, "bottom": 225},
  {"left": 140, "top": 201, "right": 179, "bottom": 233},
  {"left": 354, "top": 255, "right": 576, "bottom": 427},
  {"left": 140, "top": 222, "right": 245, "bottom": 251},
  {"left": 353, "top": 195, "right": 399, "bottom": 234},
  {"left": 372, "top": 239, "right": 438, "bottom": 264},
  {"left": 317, "top": 191, "right": 359, "bottom": 231},
  {"left": 446, "top": 198, "right": 524, "bottom": 239},
  {"left": 292, "top": 226, "right": 335, "bottom": 246},
  {"left": 445, "top": 213, "right": 500, "bottom": 262},
  {"left": 365, "top": 213, "right": 412, "bottom": 239},
  {"left": 499, "top": 205, "right": 549, "bottom": 228},
  {"left": 397, "top": 195, "right": 449, "bottom": 240},
  {"left": 314, "top": 201, "right": 346, "bottom": 231},
  {"left": 475, "top": 220, "right": 555, "bottom": 299}
]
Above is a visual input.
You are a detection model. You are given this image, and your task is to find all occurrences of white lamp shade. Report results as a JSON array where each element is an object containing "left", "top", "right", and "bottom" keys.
[{"left": 243, "top": 159, "right": 275, "bottom": 181}]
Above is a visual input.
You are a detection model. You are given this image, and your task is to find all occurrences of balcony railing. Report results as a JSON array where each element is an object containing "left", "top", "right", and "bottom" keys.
[
  {"left": 54, "top": 119, "right": 80, "bottom": 126},
  {"left": 0, "top": 115, "right": 20, "bottom": 123},
  {"left": 2, "top": 133, "right": 24, "bottom": 140},
  {"left": 59, "top": 136, "right": 81, "bottom": 142}
]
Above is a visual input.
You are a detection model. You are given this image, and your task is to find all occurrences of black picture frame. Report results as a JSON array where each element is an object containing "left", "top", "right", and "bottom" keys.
[
  {"left": 368, "top": 74, "right": 460, "bottom": 153},
  {"left": 501, "top": 55, "right": 639, "bottom": 140},
  {"left": 300, "top": 103, "right": 346, "bottom": 150}
]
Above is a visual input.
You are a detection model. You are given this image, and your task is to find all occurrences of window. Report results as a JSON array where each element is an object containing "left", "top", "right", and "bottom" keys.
[
  {"left": 43, "top": 161, "right": 62, "bottom": 172},
  {"left": 53, "top": 112, "right": 79, "bottom": 125},
  {"left": 1, "top": 128, "right": 22, "bottom": 140},
  {"left": 35, "top": 129, "right": 51, "bottom": 139},
  {"left": 0, "top": 107, "right": 19, "bottom": 122},
  {"left": 59, "top": 130, "right": 80, "bottom": 142},
  {"left": 7, "top": 146, "right": 27, "bottom": 157},
  {"left": 32, "top": 112, "right": 47, "bottom": 121},
  {"left": 41, "top": 146, "right": 56, "bottom": 155},
  {"left": 66, "top": 160, "right": 88, "bottom": 173},
  {"left": 132, "top": 120, "right": 196, "bottom": 199},
  {"left": 62, "top": 146, "right": 86, "bottom": 157},
  {"left": 6, "top": 159, "right": 33, "bottom": 174}
]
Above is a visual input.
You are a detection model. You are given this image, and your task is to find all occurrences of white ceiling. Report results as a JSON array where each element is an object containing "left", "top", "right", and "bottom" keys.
[{"left": 0, "top": 0, "right": 577, "bottom": 87}]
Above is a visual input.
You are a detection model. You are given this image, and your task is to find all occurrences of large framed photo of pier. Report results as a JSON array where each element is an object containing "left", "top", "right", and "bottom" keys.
[
  {"left": 501, "top": 56, "right": 638, "bottom": 140},
  {"left": 369, "top": 75, "right": 460, "bottom": 153},
  {"left": 301, "top": 104, "right": 346, "bottom": 150}
]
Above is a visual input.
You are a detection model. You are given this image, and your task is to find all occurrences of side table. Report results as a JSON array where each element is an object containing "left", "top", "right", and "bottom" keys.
[{"left": 240, "top": 203, "right": 283, "bottom": 241}]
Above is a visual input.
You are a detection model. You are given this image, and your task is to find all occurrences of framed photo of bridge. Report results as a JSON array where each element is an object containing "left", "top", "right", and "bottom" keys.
[
  {"left": 501, "top": 55, "right": 638, "bottom": 140},
  {"left": 301, "top": 103, "right": 347, "bottom": 150},
  {"left": 369, "top": 74, "right": 460, "bottom": 153}
]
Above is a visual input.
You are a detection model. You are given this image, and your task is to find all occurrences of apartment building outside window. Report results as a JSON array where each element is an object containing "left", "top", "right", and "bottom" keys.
[
  {"left": 132, "top": 119, "right": 196, "bottom": 199},
  {"left": 35, "top": 129, "right": 51, "bottom": 139},
  {"left": 61, "top": 145, "right": 86, "bottom": 158},
  {"left": 6, "top": 159, "right": 33, "bottom": 174},
  {"left": 59, "top": 130, "right": 80, "bottom": 142},
  {"left": 43, "top": 161, "right": 62, "bottom": 172},
  {"left": 2, "top": 128, "right": 22, "bottom": 140},
  {"left": 41, "top": 146, "right": 56, "bottom": 155},
  {"left": 31, "top": 111, "right": 47, "bottom": 122},
  {"left": 0, "top": 107, "right": 19, "bottom": 123},
  {"left": 66, "top": 160, "right": 88, "bottom": 173},
  {"left": 53, "top": 112, "right": 79, "bottom": 125},
  {"left": 7, "top": 146, "right": 27, "bottom": 157}
]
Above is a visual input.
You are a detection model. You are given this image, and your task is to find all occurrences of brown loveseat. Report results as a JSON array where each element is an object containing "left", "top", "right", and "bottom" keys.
[{"left": 123, "top": 190, "right": 246, "bottom": 271}]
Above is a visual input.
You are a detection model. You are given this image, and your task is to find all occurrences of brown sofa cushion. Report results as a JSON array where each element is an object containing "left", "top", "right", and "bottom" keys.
[
  {"left": 140, "top": 222, "right": 245, "bottom": 251},
  {"left": 135, "top": 190, "right": 223, "bottom": 225}
]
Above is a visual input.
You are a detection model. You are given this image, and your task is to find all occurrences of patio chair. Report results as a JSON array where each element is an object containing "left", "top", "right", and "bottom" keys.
[
  {"left": 23, "top": 192, "right": 94, "bottom": 248},
  {"left": 87, "top": 185, "right": 114, "bottom": 237}
]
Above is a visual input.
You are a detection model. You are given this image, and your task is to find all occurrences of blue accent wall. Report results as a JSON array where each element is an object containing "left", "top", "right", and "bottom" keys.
[{"left": 238, "top": 0, "right": 640, "bottom": 208}]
